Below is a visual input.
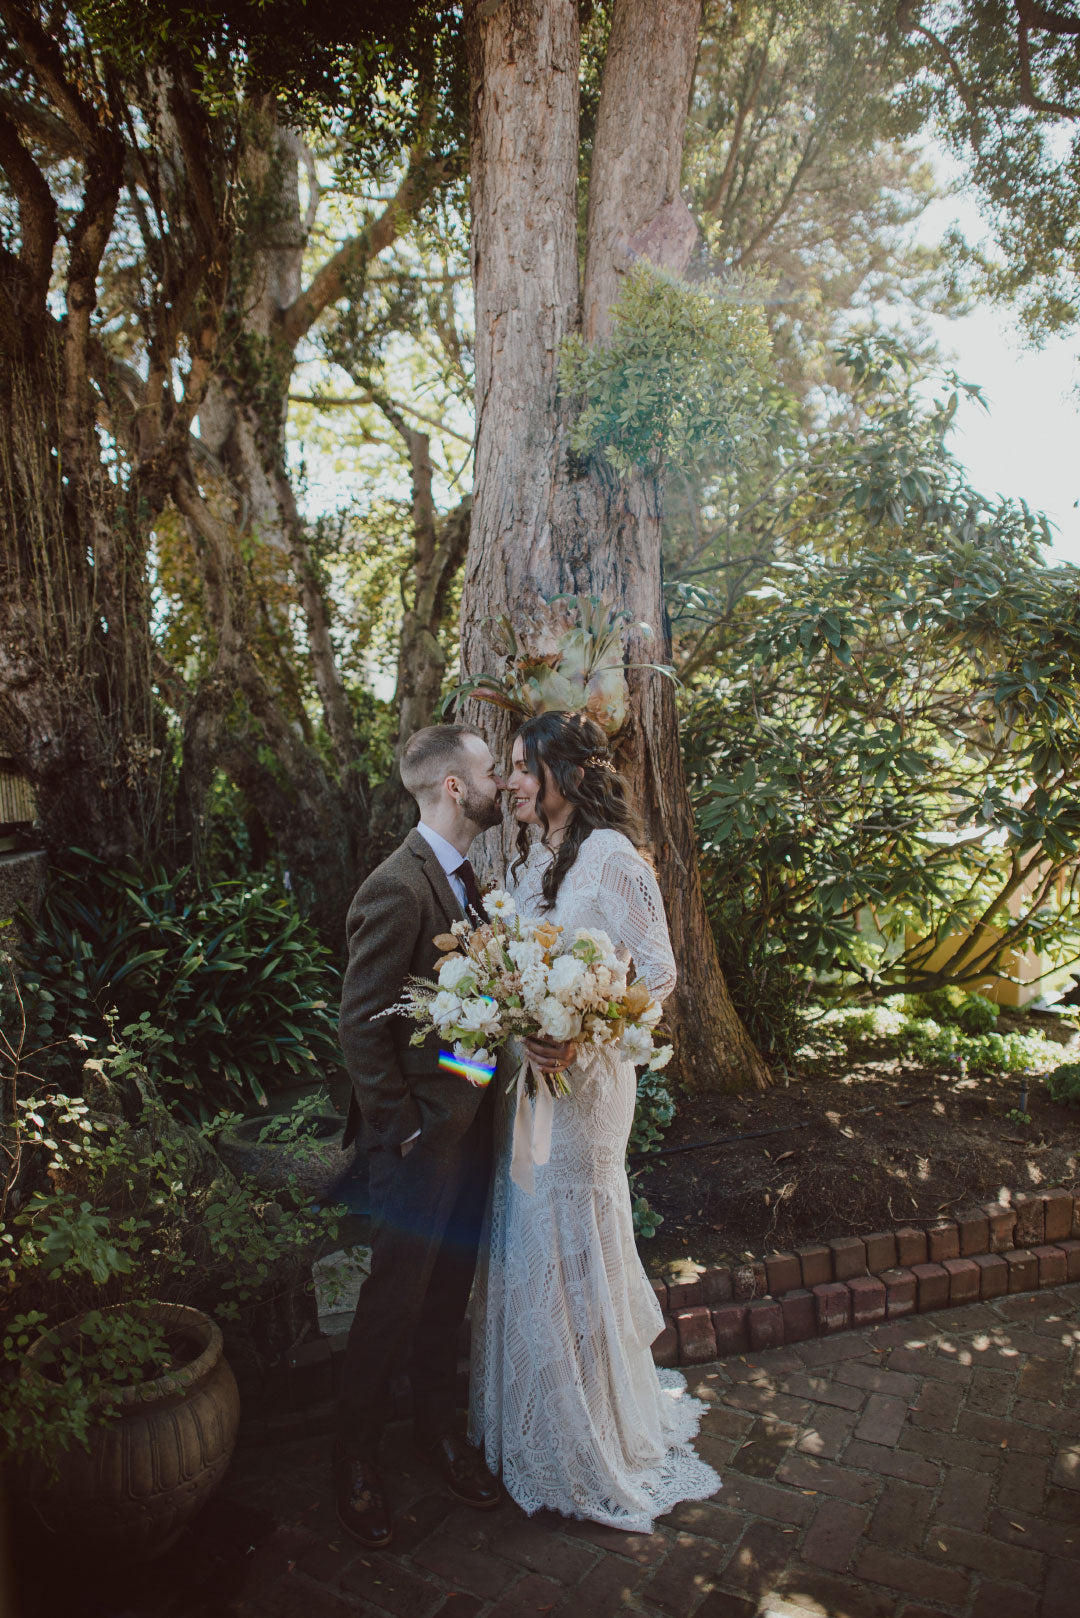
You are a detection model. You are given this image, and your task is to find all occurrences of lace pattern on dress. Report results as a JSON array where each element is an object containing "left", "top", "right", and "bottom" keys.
[{"left": 468, "top": 829, "right": 722, "bottom": 1531}]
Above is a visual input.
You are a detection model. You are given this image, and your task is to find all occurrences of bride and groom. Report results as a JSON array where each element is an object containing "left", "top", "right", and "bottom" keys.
[{"left": 336, "top": 711, "right": 720, "bottom": 1547}]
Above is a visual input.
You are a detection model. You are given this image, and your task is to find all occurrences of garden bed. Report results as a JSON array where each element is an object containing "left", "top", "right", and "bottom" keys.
[{"left": 638, "top": 1007, "right": 1080, "bottom": 1277}]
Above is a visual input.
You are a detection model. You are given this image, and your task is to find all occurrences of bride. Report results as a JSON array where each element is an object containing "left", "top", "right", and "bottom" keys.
[{"left": 468, "top": 709, "right": 721, "bottom": 1530}]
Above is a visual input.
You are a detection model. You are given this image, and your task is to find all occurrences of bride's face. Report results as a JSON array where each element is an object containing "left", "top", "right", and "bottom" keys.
[{"left": 508, "top": 737, "right": 567, "bottom": 828}]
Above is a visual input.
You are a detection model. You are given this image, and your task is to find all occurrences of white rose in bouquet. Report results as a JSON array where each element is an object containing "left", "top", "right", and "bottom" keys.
[
  {"left": 547, "top": 954, "right": 588, "bottom": 1005},
  {"left": 602, "top": 958, "right": 629, "bottom": 996},
  {"left": 619, "top": 1022, "right": 655, "bottom": 1065},
  {"left": 508, "top": 938, "right": 543, "bottom": 971},
  {"left": 519, "top": 962, "right": 550, "bottom": 1010},
  {"left": 570, "top": 928, "right": 619, "bottom": 967},
  {"left": 429, "top": 990, "right": 463, "bottom": 1029},
  {"left": 454, "top": 1040, "right": 494, "bottom": 1066},
  {"left": 458, "top": 996, "right": 501, "bottom": 1036},
  {"left": 439, "top": 954, "right": 478, "bottom": 993},
  {"left": 639, "top": 996, "right": 664, "bottom": 1028},
  {"left": 537, "top": 996, "right": 580, "bottom": 1042}
]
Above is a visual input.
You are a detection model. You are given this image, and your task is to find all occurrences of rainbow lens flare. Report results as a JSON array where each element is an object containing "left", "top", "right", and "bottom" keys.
[{"left": 438, "top": 1050, "right": 496, "bottom": 1087}]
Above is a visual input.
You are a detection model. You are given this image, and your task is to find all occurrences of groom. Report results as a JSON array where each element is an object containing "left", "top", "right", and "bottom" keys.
[{"left": 335, "top": 723, "right": 505, "bottom": 1547}]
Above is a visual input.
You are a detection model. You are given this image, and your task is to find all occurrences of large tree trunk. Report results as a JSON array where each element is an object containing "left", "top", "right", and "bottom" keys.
[
  {"left": 0, "top": 45, "right": 161, "bottom": 864},
  {"left": 174, "top": 112, "right": 364, "bottom": 941},
  {"left": 461, "top": 0, "right": 771, "bottom": 1090}
]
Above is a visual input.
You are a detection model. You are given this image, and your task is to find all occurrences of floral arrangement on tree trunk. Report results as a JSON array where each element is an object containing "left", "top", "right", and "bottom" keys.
[
  {"left": 386, "top": 889, "right": 672, "bottom": 1100},
  {"left": 446, "top": 594, "right": 674, "bottom": 737}
]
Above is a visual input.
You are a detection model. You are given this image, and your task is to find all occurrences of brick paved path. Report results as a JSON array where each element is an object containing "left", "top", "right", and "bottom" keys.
[{"left": 30, "top": 1284, "right": 1080, "bottom": 1618}]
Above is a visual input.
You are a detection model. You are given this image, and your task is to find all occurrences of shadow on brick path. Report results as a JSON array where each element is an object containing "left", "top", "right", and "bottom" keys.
[{"left": 12, "top": 1284, "right": 1080, "bottom": 1618}]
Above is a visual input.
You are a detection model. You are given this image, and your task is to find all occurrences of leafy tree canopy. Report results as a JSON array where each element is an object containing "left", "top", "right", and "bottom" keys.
[
  {"left": 65, "top": 0, "right": 468, "bottom": 160},
  {"left": 893, "top": 0, "right": 1080, "bottom": 337}
]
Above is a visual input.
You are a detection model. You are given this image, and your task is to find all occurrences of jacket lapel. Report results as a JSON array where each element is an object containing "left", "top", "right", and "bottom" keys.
[{"left": 406, "top": 828, "right": 465, "bottom": 930}]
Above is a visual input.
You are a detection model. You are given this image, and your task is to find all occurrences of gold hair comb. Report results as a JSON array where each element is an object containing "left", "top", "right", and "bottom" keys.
[{"left": 584, "top": 753, "right": 616, "bottom": 772}]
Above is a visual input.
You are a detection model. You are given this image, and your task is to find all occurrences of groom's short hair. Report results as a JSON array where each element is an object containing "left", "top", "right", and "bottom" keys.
[{"left": 400, "top": 723, "right": 484, "bottom": 803}]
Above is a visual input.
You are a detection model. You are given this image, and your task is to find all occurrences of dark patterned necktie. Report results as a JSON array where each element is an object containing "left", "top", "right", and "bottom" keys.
[{"left": 454, "top": 858, "right": 489, "bottom": 923}]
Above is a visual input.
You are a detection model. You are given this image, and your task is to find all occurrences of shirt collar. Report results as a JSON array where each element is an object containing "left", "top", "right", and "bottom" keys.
[{"left": 416, "top": 822, "right": 467, "bottom": 878}]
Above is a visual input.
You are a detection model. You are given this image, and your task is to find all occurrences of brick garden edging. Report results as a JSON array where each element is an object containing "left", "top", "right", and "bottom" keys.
[
  {"left": 240, "top": 1184, "right": 1079, "bottom": 1443},
  {"left": 650, "top": 1185, "right": 1080, "bottom": 1368}
]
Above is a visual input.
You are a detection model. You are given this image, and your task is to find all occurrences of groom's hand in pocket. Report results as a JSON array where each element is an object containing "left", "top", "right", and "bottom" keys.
[{"left": 524, "top": 1036, "right": 577, "bottom": 1072}]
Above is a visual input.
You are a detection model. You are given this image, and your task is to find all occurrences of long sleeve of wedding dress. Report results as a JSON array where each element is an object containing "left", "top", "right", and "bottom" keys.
[{"left": 468, "top": 830, "right": 721, "bottom": 1531}]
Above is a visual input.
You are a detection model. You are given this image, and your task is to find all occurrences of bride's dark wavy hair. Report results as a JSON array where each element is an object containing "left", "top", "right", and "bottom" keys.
[{"left": 510, "top": 710, "right": 643, "bottom": 909}]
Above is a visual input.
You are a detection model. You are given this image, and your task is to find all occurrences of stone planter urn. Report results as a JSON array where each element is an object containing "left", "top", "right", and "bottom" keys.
[
  {"left": 215, "top": 1111, "right": 355, "bottom": 1204},
  {"left": 23, "top": 1301, "right": 240, "bottom": 1561}
]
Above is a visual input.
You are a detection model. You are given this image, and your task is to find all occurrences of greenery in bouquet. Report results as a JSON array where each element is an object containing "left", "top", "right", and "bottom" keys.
[{"left": 390, "top": 889, "right": 673, "bottom": 1099}]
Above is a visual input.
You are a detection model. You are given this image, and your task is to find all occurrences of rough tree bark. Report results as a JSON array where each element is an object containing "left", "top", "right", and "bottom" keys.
[
  {"left": 461, "top": 0, "right": 772, "bottom": 1090},
  {"left": 0, "top": 8, "right": 160, "bottom": 861}
]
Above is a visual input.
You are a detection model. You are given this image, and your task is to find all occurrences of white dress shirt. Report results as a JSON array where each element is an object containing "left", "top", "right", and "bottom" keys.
[{"left": 416, "top": 822, "right": 469, "bottom": 914}]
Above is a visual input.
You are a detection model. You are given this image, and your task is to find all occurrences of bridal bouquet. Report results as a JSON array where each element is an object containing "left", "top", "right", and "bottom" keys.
[{"left": 391, "top": 890, "right": 673, "bottom": 1097}]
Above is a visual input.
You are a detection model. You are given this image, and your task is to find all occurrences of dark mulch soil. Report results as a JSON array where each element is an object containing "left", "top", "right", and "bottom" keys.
[{"left": 637, "top": 1010, "right": 1080, "bottom": 1277}]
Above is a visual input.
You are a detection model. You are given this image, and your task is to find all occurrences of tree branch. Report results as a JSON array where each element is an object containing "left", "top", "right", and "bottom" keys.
[
  {"left": 0, "top": 99, "right": 58, "bottom": 315},
  {"left": 0, "top": 0, "right": 104, "bottom": 153},
  {"left": 278, "top": 144, "right": 453, "bottom": 350},
  {"left": 907, "top": 21, "right": 982, "bottom": 124},
  {"left": 289, "top": 390, "right": 473, "bottom": 445},
  {"left": 701, "top": 24, "right": 773, "bottom": 220},
  {"left": 1016, "top": 0, "right": 1080, "bottom": 36},
  {"left": 1015, "top": 2, "right": 1080, "bottom": 118}
]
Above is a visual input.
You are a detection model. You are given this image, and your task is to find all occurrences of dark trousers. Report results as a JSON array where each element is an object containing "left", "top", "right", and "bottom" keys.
[{"left": 337, "top": 1087, "right": 493, "bottom": 1457}]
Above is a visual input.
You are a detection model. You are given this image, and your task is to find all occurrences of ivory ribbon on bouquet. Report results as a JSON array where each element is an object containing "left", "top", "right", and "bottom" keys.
[{"left": 510, "top": 1059, "right": 554, "bottom": 1195}]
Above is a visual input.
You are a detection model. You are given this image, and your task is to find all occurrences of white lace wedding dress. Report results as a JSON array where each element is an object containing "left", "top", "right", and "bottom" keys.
[{"left": 468, "top": 828, "right": 721, "bottom": 1530}]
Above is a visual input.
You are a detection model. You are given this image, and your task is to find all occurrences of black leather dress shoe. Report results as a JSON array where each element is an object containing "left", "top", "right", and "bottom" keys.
[
  {"left": 333, "top": 1443, "right": 393, "bottom": 1547},
  {"left": 421, "top": 1433, "right": 501, "bottom": 1509}
]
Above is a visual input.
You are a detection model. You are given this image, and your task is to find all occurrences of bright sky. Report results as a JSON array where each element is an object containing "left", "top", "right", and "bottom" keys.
[{"left": 918, "top": 175, "right": 1080, "bottom": 566}]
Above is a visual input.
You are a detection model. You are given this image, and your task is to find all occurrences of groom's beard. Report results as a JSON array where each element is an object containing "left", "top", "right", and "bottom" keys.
[{"left": 462, "top": 785, "right": 504, "bottom": 834}]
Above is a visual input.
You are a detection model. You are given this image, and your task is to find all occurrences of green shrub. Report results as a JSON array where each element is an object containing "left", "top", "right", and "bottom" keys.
[
  {"left": 629, "top": 1068, "right": 676, "bottom": 1156},
  {"left": 957, "top": 994, "right": 1000, "bottom": 1034},
  {"left": 558, "top": 263, "right": 772, "bottom": 476},
  {"left": 1046, "top": 1061, "right": 1080, "bottom": 1106},
  {"left": 0, "top": 1017, "right": 339, "bottom": 1464},
  {"left": 796, "top": 998, "right": 1054, "bottom": 1079},
  {"left": 911, "top": 987, "right": 966, "bottom": 1024},
  {"left": 882, "top": 989, "right": 997, "bottom": 1032},
  {"left": 19, "top": 852, "right": 341, "bottom": 1113},
  {"left": 628, "top": 1066, "right": 676, "bottom": 1240},
  {"left": 903, "top": 1018, "right": 1050, "bottom": 1075}
]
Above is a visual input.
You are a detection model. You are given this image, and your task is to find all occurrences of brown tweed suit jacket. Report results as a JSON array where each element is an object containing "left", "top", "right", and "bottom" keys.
[{"left": 340, "top": 828, "right": 486, "bottom": 1151}]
